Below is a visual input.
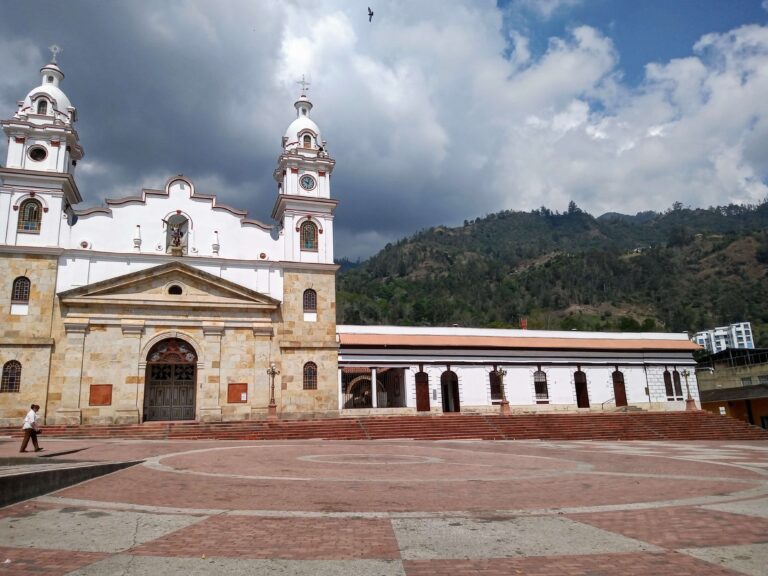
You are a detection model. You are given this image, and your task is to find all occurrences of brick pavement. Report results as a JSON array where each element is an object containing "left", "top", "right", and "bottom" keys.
[{"left": 0, "top": 438, "right": 766, "bottom": 575}]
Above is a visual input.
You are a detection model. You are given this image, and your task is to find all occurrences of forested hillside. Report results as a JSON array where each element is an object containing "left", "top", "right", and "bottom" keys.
[{"left": 337, "top": 201, "right": 768, "bottom": 346}]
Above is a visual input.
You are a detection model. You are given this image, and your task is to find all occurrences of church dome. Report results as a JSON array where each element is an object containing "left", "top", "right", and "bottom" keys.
[
  {"left": 283, "top": 94, "right": 322, "bottom": 151},
  {"left": 20, "top": 61, "right": 74, "bottom": 122}
]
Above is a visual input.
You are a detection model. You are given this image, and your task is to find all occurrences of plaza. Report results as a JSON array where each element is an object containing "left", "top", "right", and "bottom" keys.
[{"left": 1, "top": 437, "right": 768, "bottom": 575}]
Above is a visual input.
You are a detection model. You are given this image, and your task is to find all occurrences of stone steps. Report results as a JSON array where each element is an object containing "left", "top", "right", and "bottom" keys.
[{"left": 1, "top": 411, "right": 766, "bottom": 442}]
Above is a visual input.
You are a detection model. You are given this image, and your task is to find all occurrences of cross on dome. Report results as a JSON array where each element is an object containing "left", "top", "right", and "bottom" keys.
[
  {"left": 49, "top": 44, "right": 62, "bottom": 63},
  {"left": 296, "top": 74, "right": 310, "bottom": 97}
]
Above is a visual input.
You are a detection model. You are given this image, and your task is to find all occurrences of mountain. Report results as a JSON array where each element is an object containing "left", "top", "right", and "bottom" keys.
[{"left": 336, "top": 201, "right": 768, "bottom": 346}]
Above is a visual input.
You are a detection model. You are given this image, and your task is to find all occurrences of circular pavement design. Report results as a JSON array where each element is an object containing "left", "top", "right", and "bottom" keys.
[{"left": 48, "top": 440, "right": 768, "bottom": 515}]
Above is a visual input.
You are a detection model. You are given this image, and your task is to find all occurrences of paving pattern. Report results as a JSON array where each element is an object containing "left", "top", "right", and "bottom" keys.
[{"left": 0, "top": 438, "right": 767, "bottom": 575}]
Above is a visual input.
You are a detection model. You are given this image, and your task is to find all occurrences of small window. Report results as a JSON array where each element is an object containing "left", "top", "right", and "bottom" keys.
[
  {"left": 28, "top": 147, "right": 47, "bottom": 162},
  {"left": 303, "top": 134, "right": 312, "bottom": 148},
  {"left": 1, "top": 361, "right": 21, "bottom": 393},
  {"left": 300, "top": 221, "right": 318, "bottom": 251},
  {"left": 168, "top": 284, "right": 183, "bottom": 295},
  {"left": 534, "top": 370, "right": 549, "bottom": 403},
  {"left": 11, "top": 277, "right": 31, "bottom": 303},
  {"left": 18, "top": 199, "right": 42, "bottom": 232},
  {"left": 37, "top": 100, "right": 48, "bottom": 114},
  {"left": 741, "top": 377, "right": 753, "bottom": 387},
  {"left": 758, "top": 375, "right": 768, "bottom": 386},
  {"left": 303, "top": 289, "right": 317, "bottom": 312},
  {"left": 46, "top": 76, "right": 54, "bottom": 83},
  {"left": 303, "top": 362, "right": 318, "bottom": 390}
]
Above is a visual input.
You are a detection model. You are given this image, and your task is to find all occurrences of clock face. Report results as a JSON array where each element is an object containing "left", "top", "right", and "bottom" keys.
[{"left": 300, "top": 174, "right": 316, "bottom": 191}]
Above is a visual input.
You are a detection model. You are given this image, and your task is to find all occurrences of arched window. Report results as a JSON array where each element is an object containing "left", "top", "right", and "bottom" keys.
[
  {"left": 37, "top": 100, "right": 48, "bottom": 115},
  {"left": 489, "top": 371, "right": 502, "bottom": 404},
  {"left": 11, "top": 277, "right": 31, "bottom": 303},
  {"left": 672, "top": 370, "right": 683, "bottom": 398},
  {"left": 18, "top": 199, "right": 42, "bottom": 233},
  {"left": 664, "top": 369, "right": 683, "bottom": 401},
  {"left": 303, "top": 362, "right": 318, "bottom": 390},
  {"left": 534, "top": 370, "right": 549, "bottom": 403},
  {"left": 1, "top": 361, "right": 21, "bottom": 393},
  {"left": 303, "top": 289, "right": 317, "bottom": 312},
  {"left": 300, "top": 221, "right": 318, "bottom": 251},
  {"left": 303, "top": 134, "right": 312, "bottom": 148}
]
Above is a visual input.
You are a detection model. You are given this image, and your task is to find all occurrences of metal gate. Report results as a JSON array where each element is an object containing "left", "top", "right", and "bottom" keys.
[{"left": 144, "top": 338, "right": 197, "bottom": 421}]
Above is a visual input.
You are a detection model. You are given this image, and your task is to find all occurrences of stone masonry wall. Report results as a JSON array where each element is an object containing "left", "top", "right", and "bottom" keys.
[
  {"left": 0, "top": 253, "right": 57, "bottom": 425},
  {"left": 277, "top": 269, "right": 338, "bottom": 415}
]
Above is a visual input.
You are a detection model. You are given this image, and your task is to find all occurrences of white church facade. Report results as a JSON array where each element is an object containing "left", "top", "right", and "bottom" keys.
[{"left": 0, "top": 56, "right": 700, "bottom": 426}]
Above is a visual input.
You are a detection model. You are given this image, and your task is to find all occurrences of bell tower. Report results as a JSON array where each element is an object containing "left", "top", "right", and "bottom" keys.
[
  {"left": 272, "top": 79, "right": 339, "bottom": 417},
  {"left": 272, "top": 79, "right": 337, "bottom": 264},
  {"left": 2, "top": 46, "right": 84, "bottom": 176},
  {"left": 0, "top": 47, "right": 83, "bottom": 248}
]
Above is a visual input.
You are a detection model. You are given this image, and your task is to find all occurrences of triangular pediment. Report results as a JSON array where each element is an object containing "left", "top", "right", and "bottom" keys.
[{"left": 58, "top": 262, "right": 279, "bottom": 311}]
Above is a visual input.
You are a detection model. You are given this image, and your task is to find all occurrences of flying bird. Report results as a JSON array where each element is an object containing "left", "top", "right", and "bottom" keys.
[{"left": 368, "top": 7, "right": 374, "bottom": 22}]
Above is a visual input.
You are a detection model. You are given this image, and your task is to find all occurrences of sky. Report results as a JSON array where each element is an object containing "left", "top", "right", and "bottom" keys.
[{"left": 1, "top": 1, "right": 768, "bottom": 259}]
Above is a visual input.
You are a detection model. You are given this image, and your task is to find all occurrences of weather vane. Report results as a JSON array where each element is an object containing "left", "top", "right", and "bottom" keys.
[
  {"left": 296, "top": 74, "right": 310, "bottom": 96},
  {"left": 49, "top": 45, "right": 62, "bottom": 63}
]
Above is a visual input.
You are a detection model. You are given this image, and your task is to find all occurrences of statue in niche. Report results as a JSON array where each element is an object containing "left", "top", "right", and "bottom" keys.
[{"left": 162, "top": 214, "right": 189, "bottom": 255}]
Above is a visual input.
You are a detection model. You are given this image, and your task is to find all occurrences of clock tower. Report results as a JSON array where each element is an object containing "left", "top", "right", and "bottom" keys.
[
  {"left": 271, "top": 84, "right": 337, "bottom": 265},
  {"left": 271, "top": 84, "right": 340, "bottom": 416}
]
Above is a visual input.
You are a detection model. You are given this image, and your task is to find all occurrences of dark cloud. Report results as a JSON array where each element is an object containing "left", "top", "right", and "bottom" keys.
[{"left": 2, "top": 1, "right": 767, "bottom": 259}]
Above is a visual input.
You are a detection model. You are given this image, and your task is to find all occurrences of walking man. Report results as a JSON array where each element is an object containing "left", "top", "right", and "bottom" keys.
[{"left": 19, "top": 404, "right": 43, "bottom": 453}]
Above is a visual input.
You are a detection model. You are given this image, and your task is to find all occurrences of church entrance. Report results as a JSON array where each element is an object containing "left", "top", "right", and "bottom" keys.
[{"left": 143, "top": 338, "right": 197, "bottom": 421}]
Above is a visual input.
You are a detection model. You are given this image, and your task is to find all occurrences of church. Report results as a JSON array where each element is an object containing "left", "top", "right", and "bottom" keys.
[{"left": 0, "top": 55, "right": 701, "bottom": 426}]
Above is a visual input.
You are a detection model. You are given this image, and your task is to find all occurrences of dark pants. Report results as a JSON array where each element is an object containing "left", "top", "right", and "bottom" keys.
[{"left": 20, "top": 429, "right": 40, "bottom": 452}]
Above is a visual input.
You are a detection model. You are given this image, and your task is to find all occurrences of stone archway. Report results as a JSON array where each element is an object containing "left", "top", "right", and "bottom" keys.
[{"left": 143, "top": 338, "right": 197, "bottom": 421}]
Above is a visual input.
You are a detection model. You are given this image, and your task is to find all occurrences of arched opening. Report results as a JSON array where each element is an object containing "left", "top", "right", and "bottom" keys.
[
  {"left": 489, "top": 370, "right": 502, "bottom": 404},
  {"left": 1, "top": 361, "right": 22, "bottom": 393},
  {"left": 574, "top": 370, "right": 590, "bottom": 408},
  {"left": 612, "top": 369, "right": 627, "bottom": 407},
  {"left": 303, "top": 362, "right": 318, "bottom": 390},
  {"left": 143, "top": 338, "right": 197, "bottom": 421},
  {"left": 300, "top": 221, "right": 318, "bottom": 251},
  {"left": 18, "top": 199, "right": 42, "bottom": 232},
  {"left": 303, "top": 289, "right": 317, "bottom": 312},
  {"left": 441, "top": 370, "right": 460, "bottom": 412},
  {"left": 303, "top": 134, "right": 312, "bottom": 148},
  {"left": 164, "top": 214, "right": 189, "bottom": 255},
  {"left": 37, "top": 100, "right": 48, "bottom": 115}
]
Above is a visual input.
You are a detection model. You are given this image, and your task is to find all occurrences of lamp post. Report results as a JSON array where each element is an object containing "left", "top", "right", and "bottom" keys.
[
  {"left": 497, "top": 366, "right": 510, "bottom": 415},
  {"left": 267, "top": 362, "right": 280, "bottom": 420},
  {"left": 682, "top": 369, "right": 696, "bottom": 411}
]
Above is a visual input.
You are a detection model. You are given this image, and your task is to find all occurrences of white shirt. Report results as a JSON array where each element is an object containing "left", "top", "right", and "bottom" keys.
[{"left": 22, "top": 409, "right": 38, "bottom": 430}]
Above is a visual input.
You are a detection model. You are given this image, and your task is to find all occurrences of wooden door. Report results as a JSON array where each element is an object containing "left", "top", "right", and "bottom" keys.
[
  {"left": 415, "top": 372, "right": 430, "bottom": 412},
  {"left": 612, "top": 371, "right": 627, "bottom": 407},
  {"left": 574, "top": 371, "right": 590, "bottom": 408}
]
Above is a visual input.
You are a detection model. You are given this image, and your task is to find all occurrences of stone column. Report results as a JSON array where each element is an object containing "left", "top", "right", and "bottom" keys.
[
  {"left": 56, "top": 320, "right": 88, "bottom": 425},
  {"left": 115, "top": 322, "right": 144, "bottom": 424},
  {"left": 199, "top": 324, "right": 224, "bottom": 422}
]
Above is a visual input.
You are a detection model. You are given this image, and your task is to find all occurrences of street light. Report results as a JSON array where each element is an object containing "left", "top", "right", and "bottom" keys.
[
  {"left": 497, "top": 366, "right": 510, "bottom": 415},
  {"left": 681, "top": 369, "right": 696, "bottom": 411},
  {"left": 267, "top": 362, "right": 280, "bottom": 419}
]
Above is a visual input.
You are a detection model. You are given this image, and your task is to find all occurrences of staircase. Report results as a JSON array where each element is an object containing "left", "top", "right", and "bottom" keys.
[{"left": 1, "top": 411, "right": 766, "bottom": 442}]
